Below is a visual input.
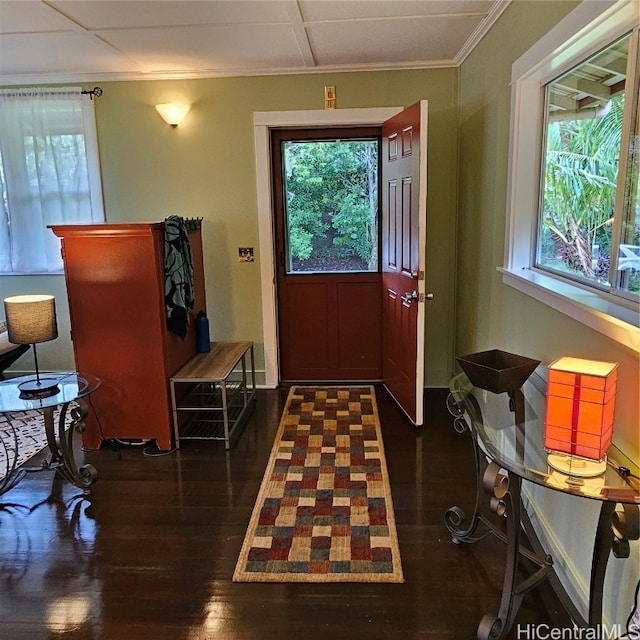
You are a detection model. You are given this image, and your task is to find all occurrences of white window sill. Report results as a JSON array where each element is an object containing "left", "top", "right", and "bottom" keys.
[{"left": 499, "top": 267, "right": 640, "bottom": 354}]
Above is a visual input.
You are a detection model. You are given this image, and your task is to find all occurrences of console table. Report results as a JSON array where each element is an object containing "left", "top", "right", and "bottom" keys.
[
  {"left": 0, "top": 372, "right": 101, "bottom": 495},
  {"left": 170, "top": 342, "right": 256, "bottom": 450},
  {"left": 446, "top": 371, "right": 639, "bottom": 640}
]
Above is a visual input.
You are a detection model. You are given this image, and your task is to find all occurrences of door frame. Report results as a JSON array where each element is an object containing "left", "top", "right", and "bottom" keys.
[{"left": 254, "top": 107, "right": 402, "bottom": 387}]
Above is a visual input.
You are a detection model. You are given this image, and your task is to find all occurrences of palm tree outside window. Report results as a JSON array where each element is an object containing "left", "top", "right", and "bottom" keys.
[{"left": 537, "top": 31, "right": 639, "bottom": 303}]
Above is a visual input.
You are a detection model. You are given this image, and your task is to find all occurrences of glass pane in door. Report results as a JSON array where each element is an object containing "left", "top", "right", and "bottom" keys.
[{"left": 281, "top": 137, "right": 379, "bottom": 273}]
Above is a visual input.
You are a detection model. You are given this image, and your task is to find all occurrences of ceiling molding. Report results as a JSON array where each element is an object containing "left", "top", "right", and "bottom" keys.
[
  {"left": 454, "top": 0, "right": 512, "bottom": 65},
  {"left": 0, "top": 59, "right": 462, "bottom": 87}
]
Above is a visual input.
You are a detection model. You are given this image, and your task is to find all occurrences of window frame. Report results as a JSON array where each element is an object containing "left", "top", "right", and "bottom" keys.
[
  {"left": 271, "top": 127, "right": 382, "bottom": 276},
  {"left": 502, "top": 0, "right": 640, "bottom": 353}
]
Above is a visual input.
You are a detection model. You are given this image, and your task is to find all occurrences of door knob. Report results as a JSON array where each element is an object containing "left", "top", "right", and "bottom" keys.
[
  {"left": 426, "top": 292, "right": 434, "bottom": 300},
  {"left": 401, "top": 290, "right": 418, "bottom": 303}
]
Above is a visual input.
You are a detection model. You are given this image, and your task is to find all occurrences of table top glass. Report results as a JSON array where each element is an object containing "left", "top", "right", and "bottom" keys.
[
  {"left": 0, "top": 372, "right": 101, "bottom": 413},
  {"left": 449, "top": 372, "right": 639, "bottom": 505}
]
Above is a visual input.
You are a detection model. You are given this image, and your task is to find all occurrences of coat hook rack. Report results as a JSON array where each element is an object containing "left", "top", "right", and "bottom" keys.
[{"left": 184, "top": 217, "right": 203, "bottom": 232}]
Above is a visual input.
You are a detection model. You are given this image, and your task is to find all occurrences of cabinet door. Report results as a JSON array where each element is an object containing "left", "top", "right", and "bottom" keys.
[
  {"left": 62, "top": 230, "right": 170, "bottom": 447},
  {"left": 53, "top": 223, "right": 206, "bottom": 450}
]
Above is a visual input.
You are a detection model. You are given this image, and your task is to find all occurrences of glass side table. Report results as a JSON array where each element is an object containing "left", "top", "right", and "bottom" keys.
[
  {"left": 446, "top": 371, "right": 639, "bottom": 640},
  {"left": 0, "top": 372, "right": 101, "bottom": 495}
]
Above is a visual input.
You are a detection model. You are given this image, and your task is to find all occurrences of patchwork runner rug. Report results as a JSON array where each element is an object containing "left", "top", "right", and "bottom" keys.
[{"left": 233, "top": 386, "right": 404, "bottom": 583}]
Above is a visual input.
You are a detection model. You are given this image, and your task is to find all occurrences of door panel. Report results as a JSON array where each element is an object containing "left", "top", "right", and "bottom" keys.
[
  {"left": 387, "top": 180, "right": 398, "bottom": 268},
  {"left": 382, "top": 102, "right": 428, "bottom": 425},
  {"left": 278, "top": 273, "right": 381, "bottom": 380},
  {"left": 401, "top": 176, "right": 413, "bottom": 275},
  {"left": 336, "top": 280, "right": 382, "bottom": 371},
  {"left": 280, "top": 280, "right": 331, "bottom": 375}
]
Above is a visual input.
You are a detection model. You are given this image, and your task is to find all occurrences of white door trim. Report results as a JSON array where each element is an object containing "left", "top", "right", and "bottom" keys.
[
  {"left": 415, "top": 100, "right": 428, "bottom": 424},
  {"left": 254, "top": 107, "right": 403, "bottom": 387}
]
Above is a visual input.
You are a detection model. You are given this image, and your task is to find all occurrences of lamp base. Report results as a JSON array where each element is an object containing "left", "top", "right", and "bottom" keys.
[
  {"left": 547, "top": 453, "right": 607, "bottom": 478},
  {"left": 18, "top": 376, "right": 60, "bottom": 399}
]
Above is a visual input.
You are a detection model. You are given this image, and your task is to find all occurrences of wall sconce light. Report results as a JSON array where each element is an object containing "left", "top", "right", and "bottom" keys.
[
  {"left": 155, "top": 103, "right": 190, "bottom": 127},
  {"left": 3, "top": 294, "right": 59, "bottom": 397},
  {"left": 544, "top": 356, "right": 619, "bottom": 478}
]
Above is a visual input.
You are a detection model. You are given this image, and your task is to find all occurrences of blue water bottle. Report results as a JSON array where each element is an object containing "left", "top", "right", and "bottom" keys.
[{"left": 196, "top": 310, "right": 210, "bottom": 353}]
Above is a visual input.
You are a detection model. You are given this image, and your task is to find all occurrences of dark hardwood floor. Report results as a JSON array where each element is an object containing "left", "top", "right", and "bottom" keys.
[{"left": 0, "top": 387, "right": 572, "bottom": 639}]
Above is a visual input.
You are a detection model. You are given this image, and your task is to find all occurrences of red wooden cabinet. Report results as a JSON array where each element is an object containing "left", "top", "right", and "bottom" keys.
[{"left": 50, "top": 222, "right": 206, "bottom": 450}]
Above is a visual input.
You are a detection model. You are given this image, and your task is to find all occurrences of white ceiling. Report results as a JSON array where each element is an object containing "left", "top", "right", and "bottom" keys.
[{"left": 0, "top": 0, "right": 511, "bottom": 85}]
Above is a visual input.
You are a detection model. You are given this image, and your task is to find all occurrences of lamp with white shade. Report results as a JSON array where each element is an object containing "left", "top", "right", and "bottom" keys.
[{"left": 3, "top": 294, "right": 59, "bottom": 397}]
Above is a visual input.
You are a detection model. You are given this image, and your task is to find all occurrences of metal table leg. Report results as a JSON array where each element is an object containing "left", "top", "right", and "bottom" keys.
[
  {"left": 590, "top": 501, "right": 640, "bottom": 625},
  {"left": 39, "top": 400, "right": 98, "bottom": 494},
  {"left": 0, "top": 414, "right": 27, "bottom": 495},
  {"left": 446, "top": 393, "right": 555, "bottom": 640},
  {"left": 221, "top": 381, "right": 231, "bottom": 450}
]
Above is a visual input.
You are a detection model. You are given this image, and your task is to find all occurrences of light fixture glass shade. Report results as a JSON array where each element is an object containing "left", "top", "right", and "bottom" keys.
[
  {"left": 4, "top": 294, "right": 58, "bottom": 344},
  {"left": 544, "top": 356, "right": 618, "bottom": 477},
  {"left": 155, "top": 103, "right": 190, "bottom": 126}
]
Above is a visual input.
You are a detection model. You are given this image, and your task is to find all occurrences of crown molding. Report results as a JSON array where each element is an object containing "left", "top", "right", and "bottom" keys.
[
  {"left": 0, "top": 58, "right": 463, "bottom": 86},
  {"left": 454, "top": 0, "right": 512, "bottom": 65}
]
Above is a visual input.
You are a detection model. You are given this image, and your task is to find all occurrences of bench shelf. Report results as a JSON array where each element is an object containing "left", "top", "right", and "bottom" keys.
[{"left": 170, "top": 342, "right": 256, "bottom": 449}]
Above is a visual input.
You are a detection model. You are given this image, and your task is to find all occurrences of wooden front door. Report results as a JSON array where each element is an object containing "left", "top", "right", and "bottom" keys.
[
  {"left": 381, "top": 102, "right": 428, "bottom": 425},
  {"left": 273, "top": 127, "right": 382, "bottom": 382}
]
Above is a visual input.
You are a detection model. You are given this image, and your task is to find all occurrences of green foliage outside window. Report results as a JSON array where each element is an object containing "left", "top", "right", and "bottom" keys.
[
  {"left": 540, "top": 94, "right": 639, "bottom": 293},
  {"left": 283, "top": 138, "right": 378, "bottom": 272}
]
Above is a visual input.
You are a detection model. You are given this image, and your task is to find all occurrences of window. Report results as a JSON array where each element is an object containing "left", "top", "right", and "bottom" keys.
[
  {"left": 538, "top": 33, "right": 639, "bottom": 301},
  {"left": 503, "top": 0, "right": 640, "bottom": 351},
  {"left": 0, "top": 87, "right": 104, "bottom": 274},
  {"left": 273, "top": 128, "right": 380, "bottom": 274}
]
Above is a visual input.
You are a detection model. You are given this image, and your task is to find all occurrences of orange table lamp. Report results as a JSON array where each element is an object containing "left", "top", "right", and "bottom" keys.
[{"left": 544, "top": 356, "right": 618, "bottom": 477}]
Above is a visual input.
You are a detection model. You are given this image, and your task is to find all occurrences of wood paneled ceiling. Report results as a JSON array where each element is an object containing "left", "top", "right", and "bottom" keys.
[
  {"left": 548, "top": 36, "right": 630, "bottom": 119},
  {"left": 0, "top": 0, "right": 510, "bottom": 84}
]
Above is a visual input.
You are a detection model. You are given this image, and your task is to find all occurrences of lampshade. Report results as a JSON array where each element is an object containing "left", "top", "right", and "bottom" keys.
[
  {"left": 544, "top": 356, "right": 618, "bottom": 477},
  {"left": 4, "top": 294, "right": 58, "bottom": 344},
  {"left": 155, "top": 103, "right": 190, "bottom": 126},
  {"left": 3, "top": 294, "right": 60, "bottom": 398}
]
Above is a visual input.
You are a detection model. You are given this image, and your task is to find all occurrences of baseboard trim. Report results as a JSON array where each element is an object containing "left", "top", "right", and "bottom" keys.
[{"left": 522, "top": 487, "right": 598, "bottom": 625}]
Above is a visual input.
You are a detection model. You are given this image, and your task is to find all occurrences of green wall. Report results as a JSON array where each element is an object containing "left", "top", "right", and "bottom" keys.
[
  {"left": 1, "top": 67, "right": 459, "bottom": 388},
  {"left": 457, "top": 0, "right": 639, "bottom": 626}
]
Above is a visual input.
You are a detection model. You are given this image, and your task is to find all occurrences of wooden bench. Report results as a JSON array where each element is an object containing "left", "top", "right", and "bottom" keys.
[
  {"left": 169, "top": 341, "right": 256, "bottom": 450},
  {"left": 0, "top": 321, "right": 29, "bottom": 380}
]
